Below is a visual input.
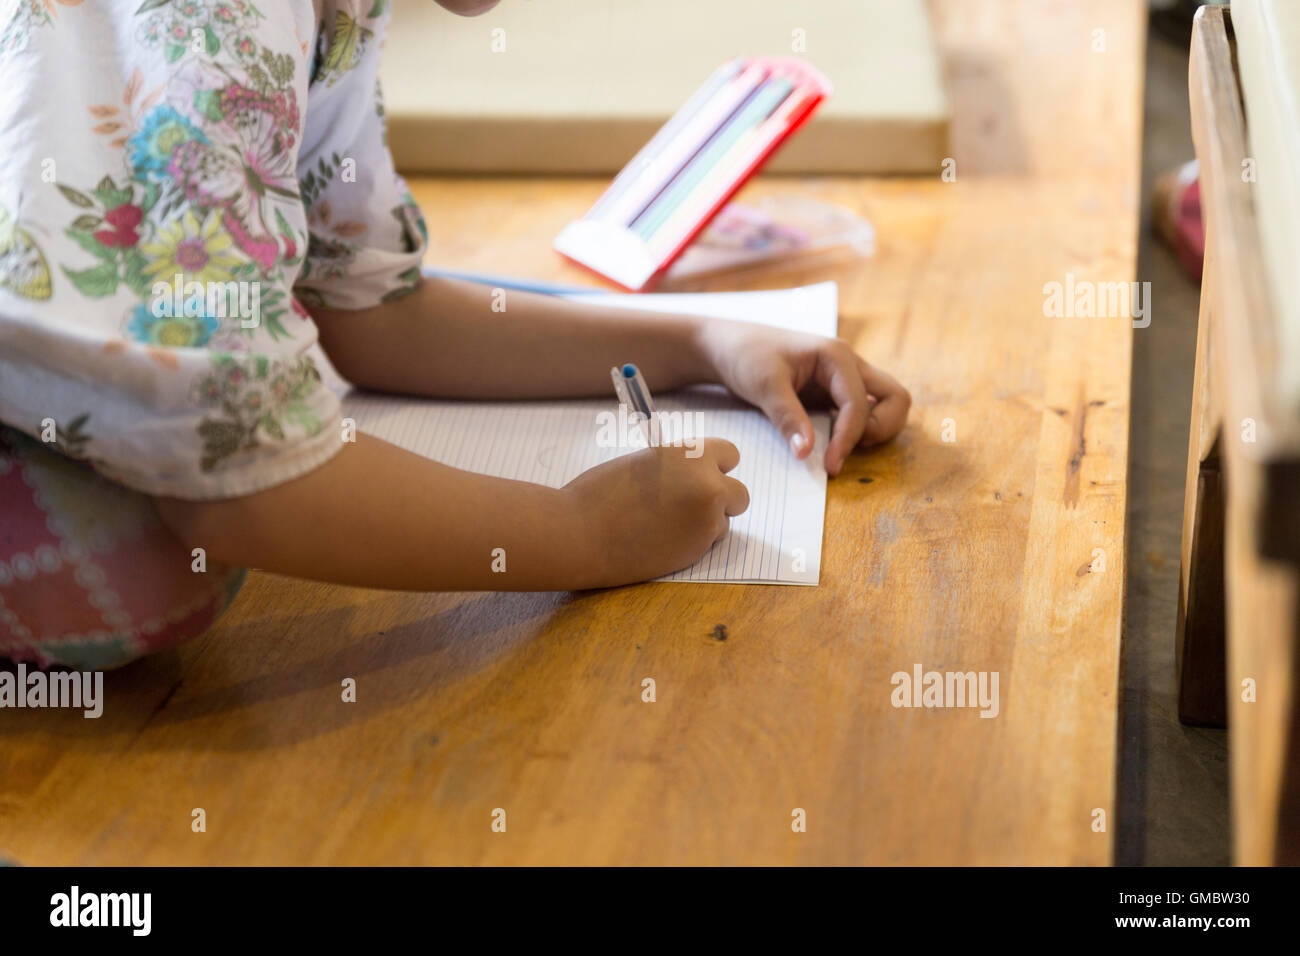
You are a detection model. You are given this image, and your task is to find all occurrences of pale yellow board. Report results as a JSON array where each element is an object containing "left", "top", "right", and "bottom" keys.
[
  {"left": 379, "top": 0, "right": 950, "bottom": 174},
  {"left": 1231, "top": 0, "right": 1300, "bottom": 420}
]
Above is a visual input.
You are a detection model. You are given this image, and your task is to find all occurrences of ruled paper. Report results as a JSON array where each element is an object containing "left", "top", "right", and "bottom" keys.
[{"left": 329, "top": 282, "right": 837, "bottom": 585}]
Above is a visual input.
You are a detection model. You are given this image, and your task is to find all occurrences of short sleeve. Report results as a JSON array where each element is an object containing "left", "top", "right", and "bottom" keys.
[
  {"left": 292, "top": 2, "right": 428, "bottom": 311},
  {"left": 0, "top": 1, "right": 344, "bottom": 501}
]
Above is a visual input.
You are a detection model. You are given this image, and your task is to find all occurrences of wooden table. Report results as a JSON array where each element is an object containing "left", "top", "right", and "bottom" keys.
[{"left": 0, "top": 0, "right": 1145, "bottom": 865}]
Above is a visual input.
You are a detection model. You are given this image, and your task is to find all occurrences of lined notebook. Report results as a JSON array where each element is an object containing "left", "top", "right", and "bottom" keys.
[{"left": 325, "top": 282, "right": 837, "bottom": 585}]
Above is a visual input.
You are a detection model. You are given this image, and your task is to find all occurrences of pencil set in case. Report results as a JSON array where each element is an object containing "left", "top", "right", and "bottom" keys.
[{"left": 554, "top": 56, "right": 833, "bottom": 291}]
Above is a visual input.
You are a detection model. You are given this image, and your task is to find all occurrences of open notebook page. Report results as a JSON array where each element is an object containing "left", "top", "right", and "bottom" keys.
[{"left": 324, "top": 282, "right": 838, "bottom": 585}]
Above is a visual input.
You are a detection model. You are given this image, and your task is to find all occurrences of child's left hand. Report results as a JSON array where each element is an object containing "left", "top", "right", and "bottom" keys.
[{"left": 697, "top": 319, "right": 911, "bottom": 477}]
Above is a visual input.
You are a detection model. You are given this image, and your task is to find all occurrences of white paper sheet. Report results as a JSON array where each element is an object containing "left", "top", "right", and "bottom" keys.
[{"left": 329, "top": 282, "right": 838, "bottom": 585}]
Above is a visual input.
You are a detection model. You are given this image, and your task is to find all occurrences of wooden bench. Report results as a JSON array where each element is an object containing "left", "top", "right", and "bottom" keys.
[
  {"left": 0, "top": 0, "right": 1145, "bottom": 865},
  {"left": 1178, "top": 4, "right": 1300, "bottom": 866}
]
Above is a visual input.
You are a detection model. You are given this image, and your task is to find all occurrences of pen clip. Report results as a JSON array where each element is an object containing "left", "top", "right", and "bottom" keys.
[{"left": 610, "top": 365, "right": 633, "bottom": 409}]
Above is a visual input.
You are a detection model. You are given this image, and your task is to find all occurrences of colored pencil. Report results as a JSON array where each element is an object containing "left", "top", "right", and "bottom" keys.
[
  {"left": 632, "top": 77, "right": 794, "bottom": 239},
  {"left": 648, "top": 83, "right": 820, "bottom": 259},
  {"left": 588, "top": 58, "right": 743, "bottom": 222},
  {"left": 599, "top": 62, "right": 770, "bottom": 228}
]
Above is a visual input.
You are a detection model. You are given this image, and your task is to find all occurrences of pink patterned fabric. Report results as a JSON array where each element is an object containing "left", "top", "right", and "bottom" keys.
[{"left": 0, "top": 427, "right": 244, "bottom": 670}]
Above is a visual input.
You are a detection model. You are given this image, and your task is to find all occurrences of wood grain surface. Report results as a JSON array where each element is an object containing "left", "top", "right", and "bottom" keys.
[{"left": 0, "top": 0, "right": 1145, "bottom": 865}]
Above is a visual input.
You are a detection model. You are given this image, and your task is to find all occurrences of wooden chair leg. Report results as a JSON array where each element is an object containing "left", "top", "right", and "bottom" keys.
[
  {"left": 1177, "top": 440, "right": 1227, "bottom": 726},
  {"left": 1177, "top": 234, "right": 1227, "bottom": 727},
  {"left": 1276, "top": 596, "right": 1300, "bottom": 863}
]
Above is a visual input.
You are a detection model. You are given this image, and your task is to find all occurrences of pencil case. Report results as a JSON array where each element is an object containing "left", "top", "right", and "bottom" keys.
[{"left": 553, "top": 56, "right": 833, "bottom": 291}]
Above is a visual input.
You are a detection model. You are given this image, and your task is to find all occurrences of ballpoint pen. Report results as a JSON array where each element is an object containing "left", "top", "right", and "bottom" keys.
[{"left": 610, "top": 362, "right": 659, "bottom": 447}]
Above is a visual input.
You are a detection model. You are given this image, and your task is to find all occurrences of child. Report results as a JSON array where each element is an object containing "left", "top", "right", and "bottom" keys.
[{"left": 0, "top": 0, "right": 910, "bottom": 669}]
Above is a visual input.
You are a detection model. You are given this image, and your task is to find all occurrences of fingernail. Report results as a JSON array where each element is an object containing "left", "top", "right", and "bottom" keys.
[{"left": 790, "top": 433, "right": 807, "bottom": 454}]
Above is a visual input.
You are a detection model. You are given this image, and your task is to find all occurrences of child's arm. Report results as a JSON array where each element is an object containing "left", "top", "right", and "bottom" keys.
[
  {"left": 155, "top": 432, "right": 748, "bottom": 591},
  {"left": 311, "top": 276, "right": 911, "bottom": 476},
  {"left": 155, "top": 275, "right": 908, "bottom": 592},
  {"left": 311, "top": 275, "right": 715, "bottom": 397}
]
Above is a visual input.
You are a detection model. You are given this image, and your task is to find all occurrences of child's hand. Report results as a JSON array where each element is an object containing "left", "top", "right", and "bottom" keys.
[
  {"left": 698, "top": 320, "right": 912, "bottom": 476},
  {"left": 563, "top": 439, "right": 749, "bottom": 587}
]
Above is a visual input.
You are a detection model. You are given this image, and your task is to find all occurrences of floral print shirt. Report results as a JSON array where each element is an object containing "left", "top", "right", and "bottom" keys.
[{"left": 0, "top": 0, "right": 427, "bottom": 498}]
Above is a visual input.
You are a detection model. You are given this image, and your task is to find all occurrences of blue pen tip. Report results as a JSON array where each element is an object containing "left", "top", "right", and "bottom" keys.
[{"left": 622, "top": 364, "right": 637, "bottom": 378}]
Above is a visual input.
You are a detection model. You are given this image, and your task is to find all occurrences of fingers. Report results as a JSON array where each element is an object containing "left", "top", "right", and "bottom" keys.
[
  {"left": 708, "top": 476, "right": 748, "bottom": 545},
  {"left": 685, "top": 440, "right": 748, "bottom": 536},
  {"left": 720, "top": 474, "right": 750, "bottom": 517},
  {"left": 815, "top": 351, "right": 873, "bottom": 477},
  {"left": 697, "top": 437, "right": 740, "bottom": 474},
  {"left": 855, "top": 356, "right": 912, "bottom": 447},
  {"left": 812, "top": 348, "right": 913, "bottom": 475},
  {"left": 699, "top": 439, "right": 747, "bottom": 517},
  {"left": 754, "top": 374, "right": 815, "bottom": 460}
]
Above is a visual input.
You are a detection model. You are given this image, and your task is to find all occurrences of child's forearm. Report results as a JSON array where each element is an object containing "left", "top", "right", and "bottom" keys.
[
  {"left": 154, "top": 433, "right": 599, "bottom": 591},
  {"left": 310, "top": 276, "right": 716, "bottom": 399}
]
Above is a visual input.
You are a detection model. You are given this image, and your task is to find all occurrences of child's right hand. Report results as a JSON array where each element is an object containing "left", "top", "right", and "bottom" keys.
[{"left": 564, "top": 438, "right": 749, "bottom": 587}]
